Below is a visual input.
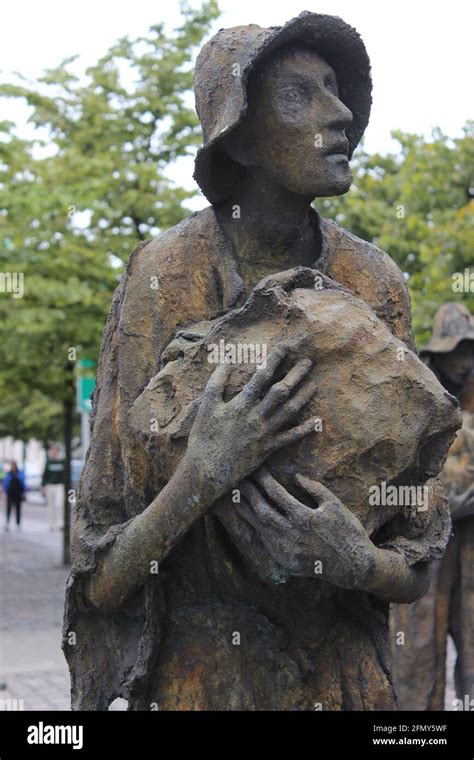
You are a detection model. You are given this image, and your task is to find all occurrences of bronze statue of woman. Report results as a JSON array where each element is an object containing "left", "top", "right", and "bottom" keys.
[{"left": 63, "top": 12, "right": 460, "bottom": 710}]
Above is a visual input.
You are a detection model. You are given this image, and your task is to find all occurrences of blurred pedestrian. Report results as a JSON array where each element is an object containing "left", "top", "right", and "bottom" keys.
[
  {"left": 4, "top": 461, "right": 25, "bottom": 531},
  {"left": 42, "top": 445, "right": 65, "bottom": 531}
]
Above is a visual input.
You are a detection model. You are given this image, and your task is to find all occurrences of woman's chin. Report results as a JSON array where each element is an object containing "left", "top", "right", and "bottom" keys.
[
  {"left": 304, "top": 165, "right": 353, "bottom": 198},
  {"left": 328, "top": 163, "right": 353, "bottom": 195}
]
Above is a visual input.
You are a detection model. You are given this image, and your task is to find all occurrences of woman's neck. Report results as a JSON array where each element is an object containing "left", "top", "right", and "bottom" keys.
[{"left": 214, "top": 168, "right": 321, "bottom": 293}]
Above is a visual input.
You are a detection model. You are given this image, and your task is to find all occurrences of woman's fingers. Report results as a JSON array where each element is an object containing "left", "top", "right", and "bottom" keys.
[
  {"left": 218, "top": 499, "right": 260, "bottom": 547},
  {"left": 270, "top": 417, "right": 316, "bottom": 452},
  {"left": 239, "top": 479, "right": 287, "bottom": 530},
  {"left": 294, "top": 474, "right": 340, "bottom": 508},
  {"left": 201, "top": 362, "right": 232, "bottom": 412},
  {"left": 253, "top": 468, "right": 303, "bottom": 517},
  {"left": 259, "top": 357, "right": 313, "bottom": 415},
  {"left": 236, "top": 345, "right": 289, "bottom": 403},
  {"left": 267, "top": 379, "right": 318, "bottom": 430}
]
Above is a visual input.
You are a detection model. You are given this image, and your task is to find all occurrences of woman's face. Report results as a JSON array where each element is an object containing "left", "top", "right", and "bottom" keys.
[{"left": 240, "top": 47, "right": 354, "bottom": 197}]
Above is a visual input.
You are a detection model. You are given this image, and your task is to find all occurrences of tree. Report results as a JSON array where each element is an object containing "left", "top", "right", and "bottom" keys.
[
  {"left": 0, "top": 0, "right": 220, "bottom": 562},
  {"left": 317, "top": 123, "right": 474, "bottom": 345}
]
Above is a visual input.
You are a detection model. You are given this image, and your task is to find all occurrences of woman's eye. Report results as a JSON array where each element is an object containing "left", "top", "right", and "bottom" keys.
[{"left": 283, "top": 84, "right": 309, "bottom": 103}]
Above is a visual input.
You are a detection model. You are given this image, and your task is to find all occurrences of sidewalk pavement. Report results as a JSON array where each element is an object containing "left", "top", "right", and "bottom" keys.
[
  {"left": 0, "top": 493, "right": 71, "bottom": 710},
  {"left": 0, "top": 493, "right": 127, "bottom": 711}
]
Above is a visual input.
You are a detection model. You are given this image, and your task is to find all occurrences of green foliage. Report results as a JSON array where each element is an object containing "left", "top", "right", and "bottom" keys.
[
  {"left": 1, "top": 3, "right": 471, "bottom": 448},
  {"left": 317, "top": 123, "right": 474, "bottom": 347},
  {"left": 0, "top": 1, "right": 219, "bottom": 444}
]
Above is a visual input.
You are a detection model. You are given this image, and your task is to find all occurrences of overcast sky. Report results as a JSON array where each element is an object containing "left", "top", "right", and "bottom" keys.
[{"left": 1, "top": 0, "right": 473, "bottom": 203}]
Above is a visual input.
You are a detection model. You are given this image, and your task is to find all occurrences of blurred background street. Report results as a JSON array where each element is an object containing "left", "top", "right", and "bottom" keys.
[
  {"left": 0, "top": 493, "right": 70, "bottom": 710},
  {"left": 0, "top": 492, "right": 127, "bottom": 710}
]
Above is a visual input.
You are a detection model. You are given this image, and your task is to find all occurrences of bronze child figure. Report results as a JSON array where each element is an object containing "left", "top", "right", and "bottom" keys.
[{"left": 63, "top": 12, "right": 461, "bottom": 710}]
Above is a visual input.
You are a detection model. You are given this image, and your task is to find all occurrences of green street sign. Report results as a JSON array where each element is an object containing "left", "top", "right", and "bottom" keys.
[{"left": 76, "top": 375, "right": 95, "bottom": 413}]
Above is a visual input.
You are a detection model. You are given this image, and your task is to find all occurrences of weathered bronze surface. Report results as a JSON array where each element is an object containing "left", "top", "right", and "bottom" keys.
[
  {"left": 392, "top": 304, "right": 474, "bottom": 711},
  {"left": 63, "top": 12, "right": 462, "bottom": 710}
]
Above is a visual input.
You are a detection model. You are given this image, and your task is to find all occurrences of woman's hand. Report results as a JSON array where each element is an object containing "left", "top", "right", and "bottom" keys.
[
  {"left": 182, "top": 345, "right": 318, "bottom": 504},
  {"left": 234, "top": 467, "right": 377, "bottom": 590}
]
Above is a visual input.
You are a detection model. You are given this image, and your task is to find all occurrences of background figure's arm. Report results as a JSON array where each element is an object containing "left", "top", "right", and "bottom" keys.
[{"left": 449, "top": 485, "right": 474, "bottom": 520}]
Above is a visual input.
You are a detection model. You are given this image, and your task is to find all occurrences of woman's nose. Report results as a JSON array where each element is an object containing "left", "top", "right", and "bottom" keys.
[{"left": 325, "top": 97, "right": 353, "bottom": 133}]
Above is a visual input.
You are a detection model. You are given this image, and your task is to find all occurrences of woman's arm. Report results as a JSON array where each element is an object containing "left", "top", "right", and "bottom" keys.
[
  {"left": 85, "top": 349, "right": 318, "bottom": 612},
  {"left": 362, "top": 547, "right": 430, "bottom": 603},
  {"left": 232, "top": 468, "right": 439, "bottom": 603},
  {"left": 85, "top": 454, "right": 214, "bottom": 611}
]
